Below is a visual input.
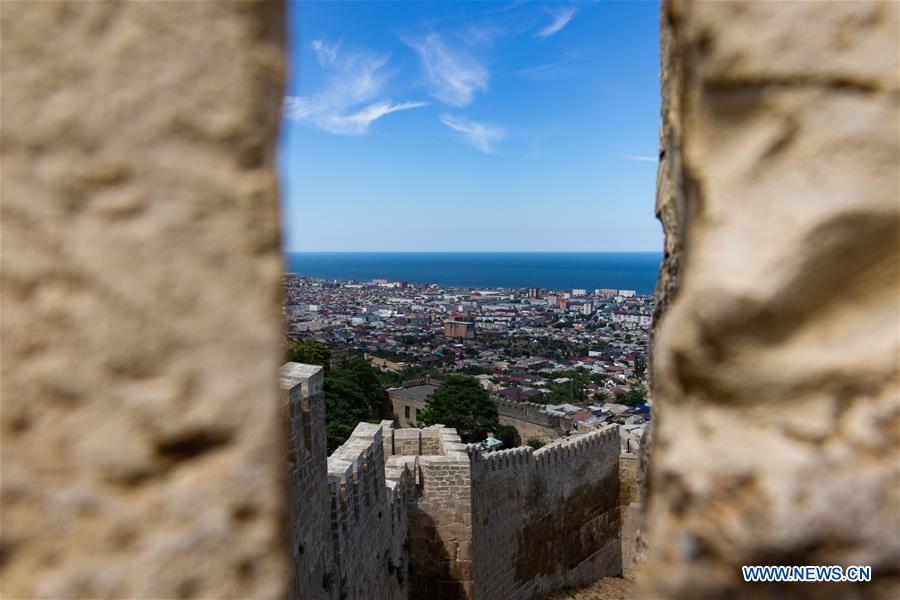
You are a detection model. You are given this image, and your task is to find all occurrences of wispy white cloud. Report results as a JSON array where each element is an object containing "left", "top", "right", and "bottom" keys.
[
  {"left": 456, "top": 22, "right": 507, "bottom": 46},
  {"left": 311, "top": 37, "right": 341, "bottom": 67},
  {"left": 623, "top": 154, "right": 658, "bottom": 162},
  {"left": 285, "top": 48, "right": 427, "bottom": 135},
  {"left": 324, "top": 52, "right": 391, "bottom": 107},
  {"left": 536, "top": 5, "right": 576, "bottom": 38},
  {"left": 283, "top": 96, "right": 316, "bottom": 121},
  {"left": 515, "top": 56, "right": 580, "bottom": 81},
  {"left": 317, "top": 101, "right": 428, "bottom": 135},
  {"left": 441, "top": 114, "right": 506, "bottom": 153},
  {"left": 407, "top": 33, "right": 488, "bottom": 107}
]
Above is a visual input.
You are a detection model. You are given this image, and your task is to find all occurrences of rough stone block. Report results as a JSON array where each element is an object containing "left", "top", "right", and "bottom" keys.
[
  {"left": 642, "top": 1, "right": 900, "bottom": 597},
  {"left": 0, "top": 1, "right": 286, "bottom": 598}
]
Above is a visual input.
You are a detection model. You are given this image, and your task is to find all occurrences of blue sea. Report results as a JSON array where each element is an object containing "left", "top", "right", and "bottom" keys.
[{"left": 284, "top": 253, "right": 662, "bottom": 295}]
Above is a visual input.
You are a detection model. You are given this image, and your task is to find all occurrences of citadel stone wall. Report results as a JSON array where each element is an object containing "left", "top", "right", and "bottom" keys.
[
  {"left": 618, "top": 453, "right": 642, "bottom": 581},
  {"left": 1, "top": 2, "right": 286, "bottom": 597},
  {"left": 389, "top": 382, "right": 584, "bottom": 444},
  {"left": 642, "top": 1, "right": 900, "bottom": 598},
  {"left": 281, "top": 362, "right": 624, "bottom": 599},
  {"left": 280, "top": 363, "right": 412, "bottom": 600},
  {"left": 280, "top": 364, "right": 332, "bottom": 600},
  {"left": 327, "top": 422, "right": 408, "bottom": 600},
  {"left": 6, "top": 2, "right": 897, "bottom": 598},
  {"left": 471, "top": 428, "right": 622, "bottom": 599},
  {"left": 407, "top": 426, "right": 474, "bottom": 598},
  {"left": 386, "top": 426, "right": 447, "bottom": 457},
  {"left": 495, "top": 398, "right": 575, "bottom": 442},
  {"left": 408, "top": 452, "right": 475, "bottom": 598},
  {"left": 280, "top": 363, "right": 474, "bottom": 600}
]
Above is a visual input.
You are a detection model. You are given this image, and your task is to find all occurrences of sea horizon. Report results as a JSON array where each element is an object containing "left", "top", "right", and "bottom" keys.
[
  {"left": 284, "top": 250, "right": 662, "bottom": 253},
  {"left": 284, "top": 251, "right": 662, "bottom": 295}
]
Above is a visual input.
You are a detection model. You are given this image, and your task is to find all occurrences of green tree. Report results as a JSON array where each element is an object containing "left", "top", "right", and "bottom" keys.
[
  {"left": 323, "top": 358, "right": 390, "bottom": 452},
  {"left": 495, "top": 424, "right": 521, "bottom": 449},
  {"left": 634, "top": 354, "right": 647, "bottom": 379},
  {"left": 545, "top": 372, "right": 588, "bottom": 405},
  {"left": 618, "top": 384, "right": 646, "bottom": 407},
  {"left": 526, "top": 437, "right": 545, "bottom": 450},
  {"left": 417, "top": 375, "right": 498, "bottom": 443},
  {"left": 337, "top": 358, "right": 389, "bottom": 415},
  {"left": 398, "top": 364, "right": 438, "bottom": 381},
  {"left": 590, "top": 372, "right": 610, "bottom": 386},
  {"left": 286, "top": 339, "right": 331, "bottom": 371},
  {"left": 323, "top": 372, "right": 369, "bottom": 453}
]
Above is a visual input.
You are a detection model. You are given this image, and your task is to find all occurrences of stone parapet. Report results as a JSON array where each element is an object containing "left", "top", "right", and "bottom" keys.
[
  {"left": 470, "top": 427, "right": 623, "bottom": 599},
  {"left": 280, "top": 363, "right": 626, "bottom": 599}
]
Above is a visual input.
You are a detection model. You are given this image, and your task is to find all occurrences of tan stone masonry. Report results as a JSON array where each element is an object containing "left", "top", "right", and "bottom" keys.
[
  {"left": 280, "top": 363, "right": 624, "bottom": 600},
  {"left": 1, "top": 1, "right": 286, "bottom": 597},
  {"left": 3, "top": 2, "right": 897, "bottom": 598},
  {"left": 641, "top": 1, "right": 900, "bottom": 598}
]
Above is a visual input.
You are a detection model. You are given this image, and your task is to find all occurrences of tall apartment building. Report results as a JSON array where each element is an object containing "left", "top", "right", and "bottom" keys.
[{"left": 444, "top": 319, "right": 476, "bottom": 339}]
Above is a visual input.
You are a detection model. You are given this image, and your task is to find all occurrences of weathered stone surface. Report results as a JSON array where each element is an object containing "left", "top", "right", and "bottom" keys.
[
  {"left": 472, "top": 429, "right": 623, "bottom": 599},
  {"left": 1, "top": 1, "right": 286, "bottom": 597},
  {"left": 642, "top": 1, "right": 899, "bottom": 598},
  {"left": 619, "top": 454, "right": 642, "bottom": 581}
]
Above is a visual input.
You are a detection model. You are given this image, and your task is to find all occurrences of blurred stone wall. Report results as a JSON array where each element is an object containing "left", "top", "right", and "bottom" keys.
[
  {"left": 643, "top": 1, "right": 899, "bottom": 598},
  {"left": 619, "top": 453, "right": 642, "bottom": 581},
  {"left": 1, "top": 1, "right": 286, "bottom": 598}
]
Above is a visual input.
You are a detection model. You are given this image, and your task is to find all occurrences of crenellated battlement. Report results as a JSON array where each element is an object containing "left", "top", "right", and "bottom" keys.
[
  {"left": 494, "top": 398, "right": 548, "bottom": 412},
  {"left": 468, "top": 426, "right": 618, "bottom": 475},
  {"left": 326, "top": 422, "right": 388, "bottom": 536},
  {"left": 470, "top": 425, "right": 622, "bottom": 598},
  {"left": 398, "top": 376, "right": 443, "bottom": 388},
  {"left": 494, "top": 397, "right": 561, "bottom": 422},
  {"left": 494, "top": 397, "right": 579, "bottom": 442},
  {"left": 11, "top": 5, "right": 890, "bottom": 597},
  {"left": 473, "top": 444, "right": 534, "bottom": 471},
  {"left": 323, "top": 417, "right": 475, "bottom": 598},
  {"left": 380, "top": 421, "right": 455, "bottom": 457},
  {"left": 281, "top": 362, "right": 625, "bottom": 600}
]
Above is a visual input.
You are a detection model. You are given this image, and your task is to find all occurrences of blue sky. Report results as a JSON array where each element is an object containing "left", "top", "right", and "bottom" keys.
[{"left": 278, "top": 1, "right": 661, "bottom": 252}]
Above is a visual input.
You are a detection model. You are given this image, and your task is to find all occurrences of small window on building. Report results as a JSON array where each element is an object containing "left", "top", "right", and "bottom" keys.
[{"left": 404, "top": 406, "right": 410, "bottom": 419}]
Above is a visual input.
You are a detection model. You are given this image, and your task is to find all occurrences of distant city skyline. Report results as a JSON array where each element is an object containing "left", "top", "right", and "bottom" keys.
[{"left": 278, "top": 1, "right": 661, "bottom": 252}]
